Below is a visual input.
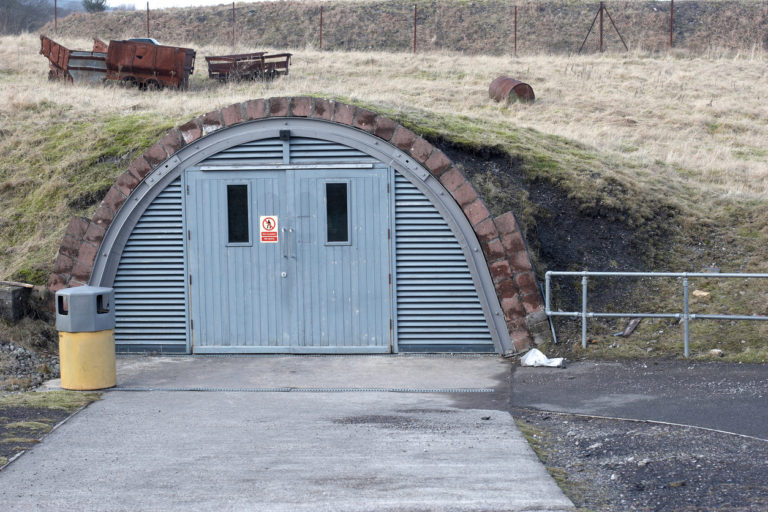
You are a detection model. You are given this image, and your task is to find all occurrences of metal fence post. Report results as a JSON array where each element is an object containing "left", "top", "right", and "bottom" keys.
[
  {"left": 599, "top": 2, "right": 604, "bottom": 53},
  {"left": 582, "top": 274, "right": 588, "bottom": 349},
  {"left": 514, "top": 5, "right": 518, "bottom": 57},
  {"left": 670, "top": 0, "right": 675, "bottom": 48},
  {"left": 413, "top": 4, "right": 417, "bottom": 54},
  {"left": 683, "top": 276, "right": 690, "bottom": 357}
]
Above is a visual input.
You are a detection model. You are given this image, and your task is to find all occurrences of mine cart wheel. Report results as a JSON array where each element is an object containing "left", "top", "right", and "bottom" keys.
[
  {"left": 146, "top": 79, "right": 163, "bottom": 91},
  {"left": 48, "top": 70, "right": 57, "bottom": 81},
  {"left": 122, "top": 77, "right": 138, "bottom": 88}
]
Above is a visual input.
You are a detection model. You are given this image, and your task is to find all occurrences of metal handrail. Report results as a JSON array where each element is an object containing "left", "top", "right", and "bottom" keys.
[{"left": 544, "top": 271, "right": 768, "bottom": 357}]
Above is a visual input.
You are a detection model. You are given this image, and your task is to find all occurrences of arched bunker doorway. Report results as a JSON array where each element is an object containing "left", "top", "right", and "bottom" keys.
[{"left": 49, "top": 98, "right": 548, "bottom": 355}]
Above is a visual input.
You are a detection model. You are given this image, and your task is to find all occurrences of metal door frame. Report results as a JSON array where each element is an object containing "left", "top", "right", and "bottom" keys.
[{"left": 184, "top": 164, "right": 392, "bottom": 353}]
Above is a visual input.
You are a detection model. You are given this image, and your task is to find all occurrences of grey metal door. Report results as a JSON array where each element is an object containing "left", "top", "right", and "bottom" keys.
[{"left": 186, "top": 166, "right": 391, "bottom": 353}]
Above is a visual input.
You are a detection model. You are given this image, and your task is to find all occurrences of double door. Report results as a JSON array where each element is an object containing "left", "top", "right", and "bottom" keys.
[{"left": 185, "top": 166, "right": 391, "bottom": 352}]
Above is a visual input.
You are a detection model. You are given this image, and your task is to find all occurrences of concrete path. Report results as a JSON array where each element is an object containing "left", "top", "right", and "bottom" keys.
[
  {"left": 511, "top": 360, "right": 768, "bottom": 439},
  {"left": 2, "top": 355, "right": 573, "bottom": 511}
]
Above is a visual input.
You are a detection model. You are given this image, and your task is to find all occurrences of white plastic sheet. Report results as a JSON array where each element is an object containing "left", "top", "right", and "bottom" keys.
[{"left": 520, "top": 348, "right": 564, "bottom": 368}]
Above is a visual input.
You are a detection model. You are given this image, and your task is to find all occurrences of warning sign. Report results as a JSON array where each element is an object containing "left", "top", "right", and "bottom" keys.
[{"left": 260, "top": 216, "right": 279, "bottom": 243}]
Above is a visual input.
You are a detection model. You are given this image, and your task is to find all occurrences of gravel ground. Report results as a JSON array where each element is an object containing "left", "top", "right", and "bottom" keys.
[
  {"left": 514, "top": 407, "right": 768, "bottom": 511},
  {"left": 0, "top": 341, "right": 59, "bottom": 391}
]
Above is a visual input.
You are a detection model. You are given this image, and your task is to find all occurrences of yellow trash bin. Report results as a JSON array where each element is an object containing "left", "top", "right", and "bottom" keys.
[{"left": 55, "top": 286, "right": 116, "bottom": 390}]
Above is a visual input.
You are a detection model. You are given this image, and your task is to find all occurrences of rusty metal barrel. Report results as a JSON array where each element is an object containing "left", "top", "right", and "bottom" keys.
[{"left": 489, "top": 76, "right": 535, "bottom": 103}]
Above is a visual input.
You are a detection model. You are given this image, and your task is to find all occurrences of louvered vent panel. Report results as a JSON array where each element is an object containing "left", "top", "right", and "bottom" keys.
[
  {"left": 202, "top": 138, "right": 284, "bottom": 164},
  {"left": 200, "top": 137, "right": 376, "bottom": 165},
  {"left": 395, "top": 174, "right": 494, "bottom": 352},
  {"left": 290, "top": 137, "right": 376, "bottom": 163},
  {"left": 113, "top": 178, "right": 187, "bottom": 351}
]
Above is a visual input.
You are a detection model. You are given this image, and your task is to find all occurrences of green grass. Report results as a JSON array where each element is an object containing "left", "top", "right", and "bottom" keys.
[
  {"left": 0, "top": 391, "right": 100, "bottom": 411},
  {"left": 1, "top": 437, "right": 40, "bottom": 444},
  {"left": 0, "top": 108, "right": 176, "bottom": 284},
  {"left": 4, "top": 420, "right": 53, "bottom": 431}
]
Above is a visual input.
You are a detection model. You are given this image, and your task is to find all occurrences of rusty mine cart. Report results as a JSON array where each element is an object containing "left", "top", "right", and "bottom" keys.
[
  {"left": 40, "top": 35, "right": 196, "bottom": 90},
  {"left": 204, "top": 52, "right": 292, "bottom": 81}
]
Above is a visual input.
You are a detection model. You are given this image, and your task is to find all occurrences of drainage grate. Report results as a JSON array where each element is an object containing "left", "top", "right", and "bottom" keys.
[{"left": 110, "top": 386, "right": 495, "bottom": 393}]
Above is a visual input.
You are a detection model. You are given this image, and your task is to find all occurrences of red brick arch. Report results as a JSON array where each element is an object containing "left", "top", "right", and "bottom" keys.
[{"left": 48, "top": 97, "right": 547, "bottom": 352}]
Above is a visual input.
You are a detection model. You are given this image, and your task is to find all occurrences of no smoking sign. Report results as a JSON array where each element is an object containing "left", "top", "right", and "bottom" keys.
[{"left": 259, "top": 215, "right": 278, "bottom": 243}]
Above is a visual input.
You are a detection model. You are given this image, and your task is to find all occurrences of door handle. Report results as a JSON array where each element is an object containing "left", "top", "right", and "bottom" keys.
[
  {"left": 281, "top": 227, "right": 287, "bottom": 259},
  {"left": 288, "top": 228, "right": 296, "bottom": 259}
]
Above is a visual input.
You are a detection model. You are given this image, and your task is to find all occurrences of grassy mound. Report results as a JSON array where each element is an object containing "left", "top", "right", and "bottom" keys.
[{"left": 1, "top": 33, "right": 767, "bottom": 362}]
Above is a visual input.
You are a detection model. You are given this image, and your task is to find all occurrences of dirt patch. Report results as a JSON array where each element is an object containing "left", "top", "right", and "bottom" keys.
[
  {"left": 0, "top": 406, "right": 70, "bottom": 465},
  {"left": 441, "top": 142, "right": 657, "bottom": 312},
  {"left": 0, "top": 391, "right": 100, "bottom": 469},
  {"left": 514, "top": 408, "right": 768, "bottom": 511}
]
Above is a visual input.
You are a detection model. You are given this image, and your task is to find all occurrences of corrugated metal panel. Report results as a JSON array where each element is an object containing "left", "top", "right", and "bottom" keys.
[
  {"left": 394, "top": 173, "right": 494, "bottom": 352},
  {"left": 202, "top": 138, "right": 284, "bottom": 164},
  {"left": 200, "top": 137, "right": 376, "bottom": 165},
  {"left": 290, "top": 137, "right": 376, "bottom": 163},
  {"left": 113, "top": 178, "right": 187, "bottom": 351}
]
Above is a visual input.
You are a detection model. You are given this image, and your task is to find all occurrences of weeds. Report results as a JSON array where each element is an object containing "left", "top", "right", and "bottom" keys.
[{"left": 0, "top": 391, "right": 100, "bottom": 410}]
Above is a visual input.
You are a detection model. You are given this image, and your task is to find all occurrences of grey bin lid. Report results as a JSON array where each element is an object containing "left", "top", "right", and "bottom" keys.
[{"left": 55, "top": 286, "right": 115, "bottom": 333}]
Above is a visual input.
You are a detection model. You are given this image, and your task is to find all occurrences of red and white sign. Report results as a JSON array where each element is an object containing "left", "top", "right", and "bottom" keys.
[{"left": 260, "top": 216, "right": 279, "bottom": 243}]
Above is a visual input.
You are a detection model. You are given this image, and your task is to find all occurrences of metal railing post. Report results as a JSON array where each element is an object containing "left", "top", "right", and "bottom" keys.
[
  {"left": 683, "top": 276, "right": 690, "bottom": 357},
  {"left": 545, "top": 271, "right": 768, "bottom": 357},
  {"left": 582, "top": 274, "right": 588, "bottom": 349},
  {"left": 545, "top": 272, "right": 551, "bottom": 313}
]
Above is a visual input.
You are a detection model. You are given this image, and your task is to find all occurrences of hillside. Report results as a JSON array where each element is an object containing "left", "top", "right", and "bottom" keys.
[
  {"left": 41, "top": 0, "right": 768, "bottom": 54},
  {"left": 2, "top": 29, "right": 768, "bottom": 362}
]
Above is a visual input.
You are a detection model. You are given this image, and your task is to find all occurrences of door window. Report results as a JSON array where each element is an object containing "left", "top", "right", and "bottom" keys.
[
  {"left": 325, "top": 182, "right": 349, "bottom": 244},
  {"left": 226, "top": 184, "right": 250, "bottom": 245}
]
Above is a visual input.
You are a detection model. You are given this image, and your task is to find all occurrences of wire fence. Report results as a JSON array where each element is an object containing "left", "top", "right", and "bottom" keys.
[{"left": 49, "top": 1, "right": 768, "bottom": 55}]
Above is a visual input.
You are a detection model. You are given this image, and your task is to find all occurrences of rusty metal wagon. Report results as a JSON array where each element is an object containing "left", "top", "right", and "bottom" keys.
[
  {"left": 40, "top": 35, "right": 107, "bottom": 84},
  {"left": 205, "top": 52, "right": 292, "bottom": 81},
  {"left": 106, "top": 39, "right": 196, "bottom": 90},
  {"left": 40, "top": 36, "right": 196, "bottom": 90}
]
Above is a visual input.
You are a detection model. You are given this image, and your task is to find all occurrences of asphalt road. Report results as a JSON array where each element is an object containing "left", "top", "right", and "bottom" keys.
[{"left": 511, "top": 360, "right": 768, "bottom": 439}]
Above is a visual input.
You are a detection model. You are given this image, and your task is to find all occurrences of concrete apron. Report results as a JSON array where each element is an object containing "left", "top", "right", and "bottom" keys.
[{"left": 3, "top": 355, "right": 574, "bottom": 512}]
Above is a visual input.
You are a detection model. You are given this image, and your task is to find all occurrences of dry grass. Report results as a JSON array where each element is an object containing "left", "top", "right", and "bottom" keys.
[
  {"left": 3, "top": 33, "right": 766, "bottom": 200},
  {"left": 1, "top": 33, "right": 766, "bottom": 286},
  {"left": 1, "top": 32, "right": 768, "bottom": 359}
]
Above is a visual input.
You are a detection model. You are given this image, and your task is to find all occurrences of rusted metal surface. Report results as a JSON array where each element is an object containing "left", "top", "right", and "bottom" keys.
[
  {"left": 489, "top": 76, "right": 535, "bottom": 103},
  {"left": 40, "top": 36, "right": 195, "bottom": 89},
  {"left": 40, "top": 35, "right": 106, "bottom": 84},
  {"left": 93, "top": 38, "right": 108, "bottom": 53},
  {"left": 205, "top": 52, "right": 291, "bottom": 81},
  {"left": 106, "top": 39, "right": 196, "bottom": 89}
]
